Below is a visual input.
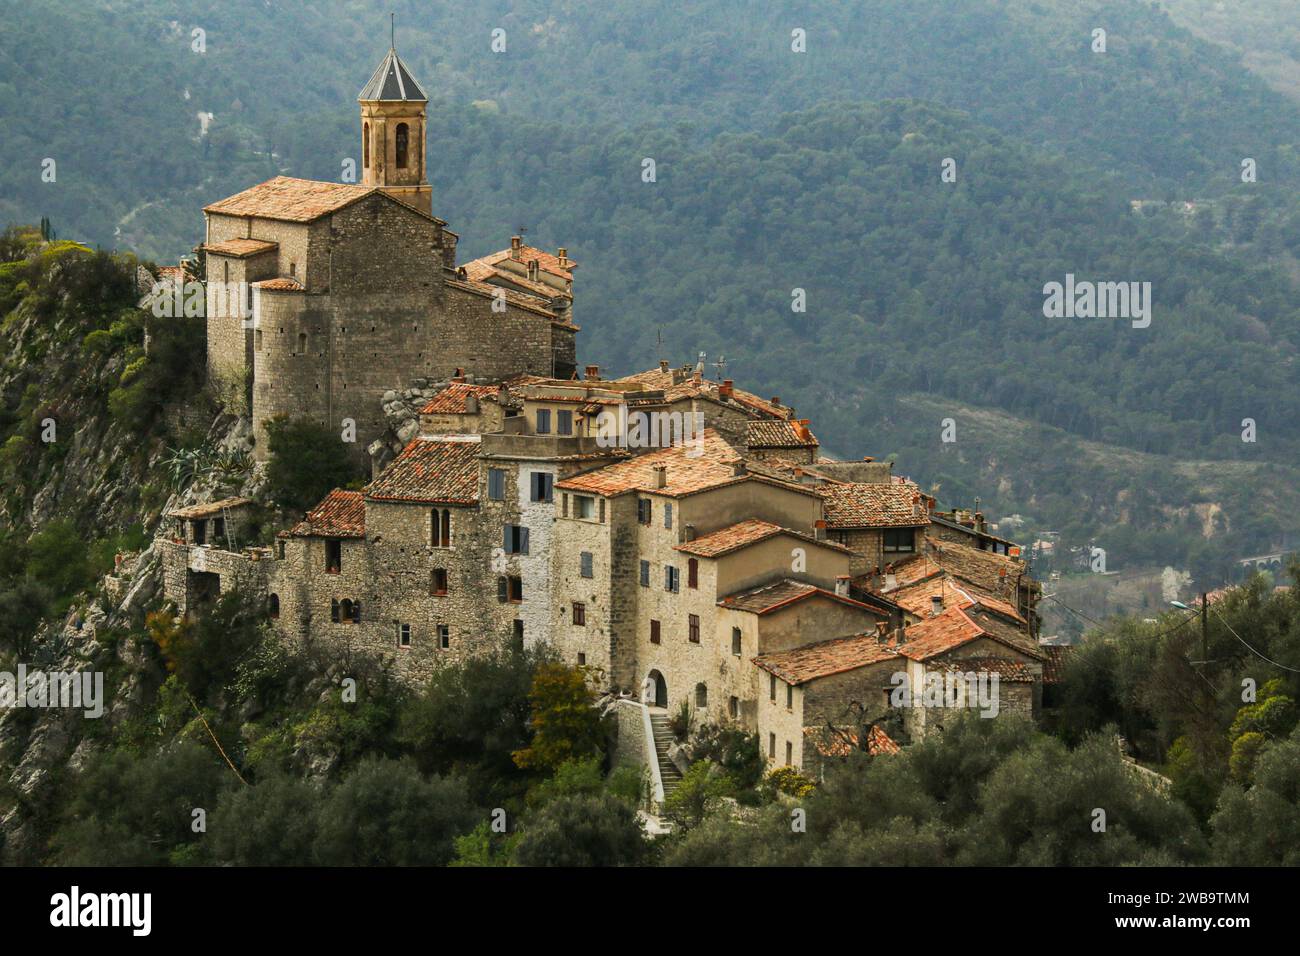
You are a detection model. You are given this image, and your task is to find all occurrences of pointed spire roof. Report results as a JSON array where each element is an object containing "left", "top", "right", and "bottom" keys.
[{"left": 358, "top": 48, "right": 428, "bottom": 103}]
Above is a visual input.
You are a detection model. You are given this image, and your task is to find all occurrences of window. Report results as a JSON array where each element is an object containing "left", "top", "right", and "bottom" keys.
[
  {"left": 531, "top": 472, "right": 553, "bottom": 503},
  {"left": 639, "top": 560, "right": 650, "bottom": 587},
  {"left": 503, "top": 524, "right": 530, "bottom": 555},
  {"left": 572, "top": 602, "right": 586, "bottom": 626},
  {"left": 577, "top": 653, "right": 587, "bottom": 666},
  {"left": 731, "top": 627, "right": 742, "bottom": 656},
  {"left": 688, "top": 614, "right": 700, "bottom": 644},
  {"left": 431, "top": 568, "right": 448, "bottom": 596},
  {"left": 341, "top": 598, "right": 355, "bottom": 623},
  {"left": 438, "top": 624, "right": 449, "bottom": 649},
  {"left": 883, "top": 528, "right": 915, "bottom": 553},
  {"left": 574, "top": 496, "right": 594, "bottom": 519},
  {"left": 536, "top": 409, "right": 551, "bottom": 434},
  {"left": 255, "top": 329, "right": 263, "bottom": 350},
  {"left": 268, "top": 594, "right": 280, "bottom": 619},
  {"left": 650, "top": 620, "right": 661, "bottom": 644},
  {"left": 695, "top": 683, "right": 708, "bottom": 708},
  {"left": 498, "top": 575, "right": 523, "bottom": 603},
  {"left": 786, "top": 683, "right": 793, "bottom": 710},
  {"left": 785, "top": 741, "right": 793, "bottom": 766},
  {"left": 665, "top": 566, "right": 679, "bottom": 593},
  {"left": 363, "top": 122, "right": 370, "bottom": 168},
  {"left": 431, "top": 508, "right": 452, "bottom": 548},
  {"left": 637, "top": 499, "right": 652, "bottom": 525},
  {"left": 687, "top": 558, "right": 698, "bottom": 589},
  {"left": 277, "top": 540, "right": 285, "bottom": 560},
  {"left": 770, "top": 674, "right": 777, "bottom": 701},
  {"left": 297, "top": 332, "right": 307, "bottom": 354},
  {"left": 728, "top": 696, "right": 739, "bottom": 719},
  {"left": 580, "top": 551, "right": 594, "bottom": 578},
  {"left": 769, "top": 733, "right": 776, "bottom": 758},
  {"left": 512, "top": 619, "right": 524, "bottom": 651},
  {"left": 399, "top": 623, "right": 411, "bottom": 647},
  {"left": 557, "top": 410, "right": 573, "bottom": 435},
  {"left": 325, "top": 538, "right": 341, "bottom": 573},
  {"left": 329, "top": 600, "right": 339, "bottom": 622},
  {"left": 395, "top": 122, "right": 409, "bottom": 169},
  {"left": 488, "top": 468, "right": 506, "bottom": 501},
  {"left": 193, "top": 519, "right": 207, "bottom": 546},
  {"left": 213, "top": 517, "right": 225, "bottom": 542},
  {"left": 664, "top": 502, "right": 673, "bottom": 529}
]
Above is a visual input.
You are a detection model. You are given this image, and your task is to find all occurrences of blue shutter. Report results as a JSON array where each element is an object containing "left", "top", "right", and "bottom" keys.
[
  {"left": 664, "top": 502, "right": 673, "bottom": 529},
  {"left": 521, "top": 526, "right": 530, "bottom": 555}
]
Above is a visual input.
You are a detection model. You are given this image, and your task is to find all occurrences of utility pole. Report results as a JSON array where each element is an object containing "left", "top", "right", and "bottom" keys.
[{"left": 1200, "top": 591, "right": 1208, "bottom": 664}]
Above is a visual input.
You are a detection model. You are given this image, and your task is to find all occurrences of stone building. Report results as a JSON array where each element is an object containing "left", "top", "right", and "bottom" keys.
[{"left": 200, "top": 46, "right": 578, "bottom": 459}]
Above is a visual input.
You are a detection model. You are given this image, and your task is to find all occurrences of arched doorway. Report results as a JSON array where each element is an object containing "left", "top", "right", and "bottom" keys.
[{"left": 644, "top": 669, "right": 668, "bottom": 709}]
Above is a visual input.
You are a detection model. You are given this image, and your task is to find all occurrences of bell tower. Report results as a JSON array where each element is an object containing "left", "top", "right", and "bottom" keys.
[{"left": 358, "top": 41, "right": 431, "bottom": 215}]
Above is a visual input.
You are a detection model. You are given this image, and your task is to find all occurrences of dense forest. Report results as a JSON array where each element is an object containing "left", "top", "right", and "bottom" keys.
[{"left": 2, "top": 0, "right": 1299, "bottom": 580}]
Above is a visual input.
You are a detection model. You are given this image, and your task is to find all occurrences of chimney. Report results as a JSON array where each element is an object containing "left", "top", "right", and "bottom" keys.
[
  {"left": 862, "top": 456, "right": 874, "bottom": 462},
  {"left": 684, "top": 524, "right": 697, "bottom": 542},
  {"left": 653, "top": 465, "right": 667, "bottom": 489},
  {"left": 452, "top": 368, "right": 465, "bottom": 383},
  {"left": 931, "top": 595, "right": 943, "bottom": 617},
  {"left": 719, "top": 379, "right": 734, "bottom": 399},
  {"left": 874, "top": 621, "right": 889, "bottom": 640},
  {"left": 510, "top": 236, "right": 522, "bottom": 260},
  {"left": 770, "top": 396, "right": 781, "bottom": 407},
  {"left": 528, "top": 259, "right": 539, "bottom": 281},
  {"left": 659, "top": 360, "right": 670, "bottom": 372},
  {"left": 813, "top": 519, "right": 827, "bottom": 541},
  {"left": 732, "top": 461, "right": 747, "bottom": 478},
  {"left": 884, "top": 563, "right": 897, "bottom": 590},
  {"left": 975, "top": 511, "right": 986, "bottom": 533},
  {"left": 465, "top": 393, "right": 480, "bottom": 415},
  {"left": 557, "top": 247, "right": 569, "bottom": 268},
  {"left": 835, "top": 575, "right": 850, "bottom": 597},
  {"left": 797, "top": 419, "right": 811, "bottom": 441},
  {"left": 584, "top": 364, "right": 600, "bottom": 381}
]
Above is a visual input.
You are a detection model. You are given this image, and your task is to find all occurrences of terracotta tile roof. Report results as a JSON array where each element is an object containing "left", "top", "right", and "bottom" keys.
[
  {"left": 364, "top": 437, "right": 480, "bottom": 504},
  {"left": 803, "top": 724, "right": 901, "bottom": 758},
  {"left": 886, "top": 571, "right": 1024, "bottom": 623},
  {"left": 888, "top": 537, "right": 1028, "bottom": 600},
  {"left": 204, "top": 176, "right": 376, "bottom": 223},
  {"left": 253, "top": 277, "right": 304, "bottom": 292},
  {"left": 747, "top": 419, "right": 818, "bottom": 449},
  {"left": 720, "top": 578, "right": 885, "bottom": 618},
  {"left": 897, "top": 605, "right": 1041, "bottom": 662},
  {"left": 613, "top": 369, "right": 788, "bottom": 420},
  {"left": 444, "top": 276, "right": 559, "bottom": 320},
  {"left": 419, "top": 383, "right": 501, "bottom": 414},
  {"left": 288, "top": 490, "right": 366, "bottom": 538},
  {"left": 169, "top": 496, "right": 254, "bottom": 519},
  {"left": 203, "top": 238, "right": 278, "bottom": 258},
  {"left": 754, "top": 632, "right": 901, "bottom": 684},
  {"left": 674, "top": 518, "right": 851, "bottom": 558},
  {"left": 556, "top": 430, "right": 762, "bottom": 498},
  {"left": 462, "top": 257, "right": 570, "bottom": 300},
  {"left": 479, "top": 245, "right": 575, "bottom": 280},
  {"left": 865, "top": 724, "right": 902, "bottom": 755},
  {"left": 820, "top": 481, "right": 927, "bottom": 529},
  {"left": 932, "top": 656, "right": 1037, "bottom": 683},
  {"left": 1040, "top": 644, "right": 1072, "bottom": 684}
]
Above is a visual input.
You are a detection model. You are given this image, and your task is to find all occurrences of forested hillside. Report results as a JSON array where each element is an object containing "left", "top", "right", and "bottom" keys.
[{"left": 2, "top": 0, "right": 1298, "bottom": 580}]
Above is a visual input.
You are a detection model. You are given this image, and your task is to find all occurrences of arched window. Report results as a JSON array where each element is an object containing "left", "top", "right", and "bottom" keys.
[
  {"left": 297, "top": 332, "right": 307, "bottom": 354},
  {"left": 395, "top": 123, "right": 409, "bottom": 169},
  {"left": 695, "top": 682, "right": 708, "bottom": 708},
  {"left": 268, "top": 594, "right": 279, "bottom": 619},
  {"left": 363, "top": 122, "right": 370, "bottom": 169},
  {"left": 340, "top": 598, "right": 354, "bottom": 622}
]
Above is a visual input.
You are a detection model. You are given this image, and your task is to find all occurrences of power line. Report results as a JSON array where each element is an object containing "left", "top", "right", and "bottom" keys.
[{"left": 1209, "top": 605, "right": 1300, "bottom": 674}]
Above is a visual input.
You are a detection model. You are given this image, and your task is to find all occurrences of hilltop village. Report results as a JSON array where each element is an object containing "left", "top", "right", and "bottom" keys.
[{"left": 158, "top": 47, "right": 1057, "bottom": 789}]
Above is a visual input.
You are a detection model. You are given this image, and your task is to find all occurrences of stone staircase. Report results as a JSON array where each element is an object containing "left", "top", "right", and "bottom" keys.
[{"left": 649, "top": 712, "right": 682, "bottom": 797}]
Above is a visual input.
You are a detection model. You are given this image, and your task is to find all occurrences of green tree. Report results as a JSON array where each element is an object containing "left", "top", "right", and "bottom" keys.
[
  {"left": 264, "top": 416, "right": 365, "bottom": 513},
  {"left": 511, "top": 662, "right": 606, "bottom": 774},
  {"left": 513, "top": 794, "right": 645, "bottom": 867}
]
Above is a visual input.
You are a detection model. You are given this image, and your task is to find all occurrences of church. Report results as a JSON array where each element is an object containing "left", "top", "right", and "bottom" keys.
[{"left": 199, "top": 45, "right": 579, "bottom": 458}]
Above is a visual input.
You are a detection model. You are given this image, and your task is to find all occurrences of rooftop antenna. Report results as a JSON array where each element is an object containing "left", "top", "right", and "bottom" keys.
[
  {"left": 695, "top": 351, "right": 706, "bottom": 375},
  {"left": 712, "top": 354, "right": 727, "bottom": 380},
  {"left": 391, "top": 12, "right": 395, "bottom": 49},
  {"left": 656, "top": 327, "right": 664, "bottom": 362}
]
